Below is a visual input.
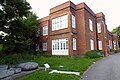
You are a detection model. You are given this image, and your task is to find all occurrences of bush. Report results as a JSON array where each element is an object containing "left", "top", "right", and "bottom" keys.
[
  {"left": 0, "top": 45, "right": 7, "bottom": 54},
  {"left": 110, "top": 49, "right": 120, "bottom": 53},
  {"left": 85, "top": 50, "right": 103, "bottom": 58},
  {"left": 0, "top": 45, "right": 3, "bottom": 53},
  {"left": 0, "top": 45, "right": 2, "bottom": 51}
]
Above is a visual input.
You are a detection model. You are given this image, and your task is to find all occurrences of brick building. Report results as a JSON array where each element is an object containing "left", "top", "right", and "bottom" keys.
[{"left": 38, "top": 1, "right": 119, "bottom": 56}]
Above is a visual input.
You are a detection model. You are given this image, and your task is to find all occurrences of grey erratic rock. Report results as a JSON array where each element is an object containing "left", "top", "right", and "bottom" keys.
[
  {"left": 0, "top": 65, "right": 8, "bottom": 71},
  {"left": 9, "top": 65, "right": 16, "bottom": 68},
  {"left": 10, "top": 68, "right": 21, "bottom": 74},
  {"left": 0, "top": 70, "right": 14, "bottom": 79},
  {"left": 17, "top": 62, "right": 39, "bottom": 71}
]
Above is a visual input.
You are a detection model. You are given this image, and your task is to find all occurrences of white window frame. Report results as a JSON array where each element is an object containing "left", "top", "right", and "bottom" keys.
[
  {"left": 43, "top": 26, "right": 48, "bottom": 36},
  {"left": 73, "top": 38, "right": 76, "bottom": 50},
  {"left": 89, "top": 19, "right": 93, "bottom": 31},
  {"left": 113, "top": 40, "right": 116, "bottom": 50},
  {"left": 52, "top": 15, "right": 68, "bottom": 31},
  {"left": 97, "top": 23, "right": 101, "bottom": 33},
  {"left": 98, "top": 41, "right": 102, "bottom": 50},
  {"left": 52, "top": 38, "right": 68, "bottom": 55},
  {"left": 43, "top": 42, "right": 47, "bottom": 51},
  {"left": 109, "top": 40, "right": 112, "bottom": 49},
  {"left": 72, "top": 15, "right": 76, "bottom": 28},
  {"left": 111, "top": 41, "right": 113, "bottom": 49},
  {"left": 52, "top": 38, "right": 68, "bottom": 51},
  {"left": 90, "top": 39, "right": 94, "bottom": 50}
]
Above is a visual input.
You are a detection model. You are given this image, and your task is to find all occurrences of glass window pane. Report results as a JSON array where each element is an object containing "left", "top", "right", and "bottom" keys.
[
  {"left": 52, "top": 15, "right": 68, "bottom": 31},
  {"left": 43, "top": 42, "right": 47, "bottom": 51},
  {"left": 73, "top": 38, "right": 76, "bottom": 50}
]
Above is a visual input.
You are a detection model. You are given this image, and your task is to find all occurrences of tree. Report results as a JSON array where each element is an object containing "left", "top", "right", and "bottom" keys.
[
  {"left": 112, "top": 25, "right": 120, "bottom": 46},
  {"left": 0, "top": 0, "right": 39, "bottom": 53}
]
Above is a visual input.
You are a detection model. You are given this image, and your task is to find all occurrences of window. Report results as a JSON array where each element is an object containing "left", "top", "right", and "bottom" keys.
[
  {"left": 73, "top": 38, "right": 76, "bottom": 50},
  {"left": 90, "top": 39, "right": 94, "bottom": 50},
  {"left": 52, "top": 39, "right": 59, "bottom": 50},
  {"left": 72, "top": 15, "right": 76, "bottom": 28},
  {"left": 60, "top": 39, "right": 68, "bottom": 50},
  {"left": 43, "top": 26, "right": 48, "bottom": 36},
  {"left": 89, "top": 19, "right": 93, "bottom": 31},
  {"left": 113, "top": 40, "right": 116, "bottom": 50},
  {"left": 97, "top": 23, "right": 101, "bottom": 33},
  {"left": 52, "top": 15, "right": 68, "bottom": 31},
  {"left": 111, "top": 41, "right": 113, "bottom": 49},
  {"left": 52, "top": 38, "right": 68, "bottom": 50},
  {"left": 109, "top": 40, "right": 110, "bottom": 48},
  {"left": 52, "top": 38, "right": 68, "bottom": 55},
  {"left": 52, "top": 19, "right": 55, "bottom": 30},
  {"left": 43, "top": 42, "right": 47, "bottom": 51},
  {"left": 98, "top": 41, "right": 102, "bottom": 50},
  {"left": 109, "top": 40, "right": 112, "bottom": 49}
]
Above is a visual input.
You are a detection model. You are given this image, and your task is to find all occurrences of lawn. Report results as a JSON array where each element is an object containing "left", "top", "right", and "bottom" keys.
[{"left": 9, "top": 54, "right": 101, "bottom": 80}]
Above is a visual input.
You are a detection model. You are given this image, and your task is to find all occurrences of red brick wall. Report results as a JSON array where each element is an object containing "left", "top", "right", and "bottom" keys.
[
  {"left": 39, "top": 1, "right": 119, "bottom": 56},
  {"left": 112, "top": 34, "right": 119, "bottom": 50},
  {"left": 96, "top": 12, "right": 107, "bottom": 55},
  {"left": 84, "top": 8, "right": 97, "bottom": 52},
  {"left": 75, "top": 8, "right": 86, "bottom": 55}
]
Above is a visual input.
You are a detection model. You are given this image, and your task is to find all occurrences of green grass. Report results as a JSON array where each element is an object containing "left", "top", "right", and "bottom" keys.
[{"left": 13, "top": 55, "right": 101, "bottom": 80}]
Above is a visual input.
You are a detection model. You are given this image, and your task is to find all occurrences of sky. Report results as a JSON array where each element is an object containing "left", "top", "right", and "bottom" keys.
[{"left": 26, "top": 0, "right": 120, "bottom": 31}]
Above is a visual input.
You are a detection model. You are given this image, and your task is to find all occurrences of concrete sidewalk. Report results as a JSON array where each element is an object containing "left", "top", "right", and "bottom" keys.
[{"left": 81, "top": 53, "right": 120, "bottom": 80}]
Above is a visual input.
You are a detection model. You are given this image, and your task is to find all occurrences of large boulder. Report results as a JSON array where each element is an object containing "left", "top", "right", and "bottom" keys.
[
  {"left": 0, "top": 70, "right": 14, "bottom": 79},
  {"left": 17, "top": 62, "right": 39, "bottom": 71},
  {"left": 10, "top": 68, "right": 21, "bottom": 74},
  {"left": 0, "top": 65, "right": 8, "bottom": 71}
]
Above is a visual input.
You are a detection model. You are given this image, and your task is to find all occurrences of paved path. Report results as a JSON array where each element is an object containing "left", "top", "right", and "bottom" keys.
[{"left": 81, "top": 53, "right": 120, "bottom": 80}]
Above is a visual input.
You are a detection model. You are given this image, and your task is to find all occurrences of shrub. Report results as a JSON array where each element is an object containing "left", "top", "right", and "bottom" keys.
[
  {"left": 0, "top": 45, "right": 5, "bottom": 52},
  {"left": 0, "top": 45, "right": 3, "bottom": 51},
  {"left": 0, "top": 45, "right": 7, "bottom": 54},
  {"left": 110, "top": 49, "right": 120, "bottom": 53},
  {"left": 85, "top": 50, "right": 103, "bottom": 58}
]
